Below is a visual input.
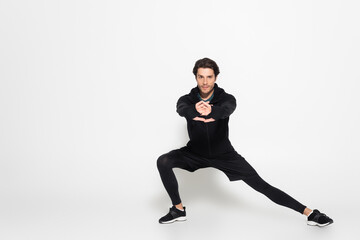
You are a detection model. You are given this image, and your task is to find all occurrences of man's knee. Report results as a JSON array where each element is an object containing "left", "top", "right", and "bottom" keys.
[{"left": 157, "top": 153, "right": 172, "bottom": 171}]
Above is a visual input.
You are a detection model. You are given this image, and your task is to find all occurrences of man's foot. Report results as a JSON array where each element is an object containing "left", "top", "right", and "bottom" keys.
[
  {"left": 307, "top": 209, "right": 334, "bottom": 227},
  {"left": 159, "top": 206, "right": 187, "bottom": 224}
]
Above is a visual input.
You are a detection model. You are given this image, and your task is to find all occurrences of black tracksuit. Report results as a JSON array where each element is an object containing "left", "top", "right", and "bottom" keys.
[{"left": 157, "top": 84, "right": 306, "bottom": 214}]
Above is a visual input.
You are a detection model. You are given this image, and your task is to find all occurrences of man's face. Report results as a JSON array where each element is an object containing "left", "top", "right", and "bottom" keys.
[{"left": 196, "top": 68, "right": 217, "bottom": 96}]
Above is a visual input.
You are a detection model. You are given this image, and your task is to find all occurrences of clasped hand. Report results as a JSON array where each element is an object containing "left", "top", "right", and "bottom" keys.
[{"left": 193, "top": 101, "right": 215, "bottom": 123}]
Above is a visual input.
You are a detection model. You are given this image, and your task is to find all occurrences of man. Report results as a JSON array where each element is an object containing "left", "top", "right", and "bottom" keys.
[{"left": 156, "top": 58, "right": 333, "bottom": 226}]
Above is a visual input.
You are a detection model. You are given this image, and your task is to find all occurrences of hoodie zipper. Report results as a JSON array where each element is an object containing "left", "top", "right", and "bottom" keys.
[{"left": 205, "top": 123, "right": 212, "bottom": 157}]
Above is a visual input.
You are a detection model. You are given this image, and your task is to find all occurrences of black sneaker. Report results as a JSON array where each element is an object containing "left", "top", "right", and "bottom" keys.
[
  {"left": 307, "top": 209, "right": 334, "bottom": 227},
  {"left": 159, "top": 206, "right": 187, "bottom": 224}
]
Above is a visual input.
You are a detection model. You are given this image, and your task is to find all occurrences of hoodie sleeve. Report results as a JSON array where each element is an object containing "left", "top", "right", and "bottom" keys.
[
  {"left": 207, "top": 94, "right": 236, "bottom": 120},
  {"left": 176, "top": 95, "right": 199, "bottom": 119}
]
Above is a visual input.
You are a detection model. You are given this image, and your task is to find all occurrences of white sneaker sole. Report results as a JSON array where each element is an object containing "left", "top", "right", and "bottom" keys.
[
  {"left": 160, "top": 216, "right": 187, "bottom": 224},
  {"left": 307, "top": 221, "right": 332, "bottom": 227}
]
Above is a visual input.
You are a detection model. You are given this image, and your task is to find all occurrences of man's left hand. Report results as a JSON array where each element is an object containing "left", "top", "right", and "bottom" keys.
[{"left": 193, "top": 117, "right": 215, "bottom": 123}]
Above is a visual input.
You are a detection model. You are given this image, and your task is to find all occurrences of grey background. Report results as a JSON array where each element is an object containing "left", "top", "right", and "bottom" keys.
[{"left": 1, "top": 0, "right": 359, "bottom": 239}]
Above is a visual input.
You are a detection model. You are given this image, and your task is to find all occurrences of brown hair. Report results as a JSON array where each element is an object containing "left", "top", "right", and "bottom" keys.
[{"left": 192, "top": 58, "right": 220, "bottom": 77}]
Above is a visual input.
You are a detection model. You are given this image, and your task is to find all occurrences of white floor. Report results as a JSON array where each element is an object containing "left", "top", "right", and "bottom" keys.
[{"left": 1, "top": 168, "right": 358, "bottom": 240}]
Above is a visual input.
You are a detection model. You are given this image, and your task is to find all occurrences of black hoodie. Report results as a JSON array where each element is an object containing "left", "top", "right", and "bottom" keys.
[{"left": 177, "top": 83, "right": 237, "bottom": 158}]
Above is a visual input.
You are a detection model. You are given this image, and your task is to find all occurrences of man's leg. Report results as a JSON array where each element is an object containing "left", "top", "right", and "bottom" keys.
[
  {"left": 214, "top": 152, "right": 306, "bottom": 214},
  {"left": 243, "top": 175, "right": 333, "bottom": 226},
  {"left": 156, "top": 149, "right": 205, "bottom": 224},
  {"left": 213, "top": 152, "right": 333, "bottom": 226},
  {"left": 242, "top": 174, "right": 306, "bottom": 214},
  {"left": 157, "top": 150, "right": 188, "bottom": 207}
]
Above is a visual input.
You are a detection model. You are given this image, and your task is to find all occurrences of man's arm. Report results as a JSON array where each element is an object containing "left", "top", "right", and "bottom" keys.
[
  {"left": 176, "top": 96, "right": 199, "bottom": 120},
  {"left": 177, "top": 94, "right": 234, "bottom": 122},
  {"left": 206, "top": 94, "right": 237, "bottom": 120}
]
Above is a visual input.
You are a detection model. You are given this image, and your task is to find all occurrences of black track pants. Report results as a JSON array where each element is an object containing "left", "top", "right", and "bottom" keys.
[{"left": 157, "top": 147, "right": 306, "bottom": 214}]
